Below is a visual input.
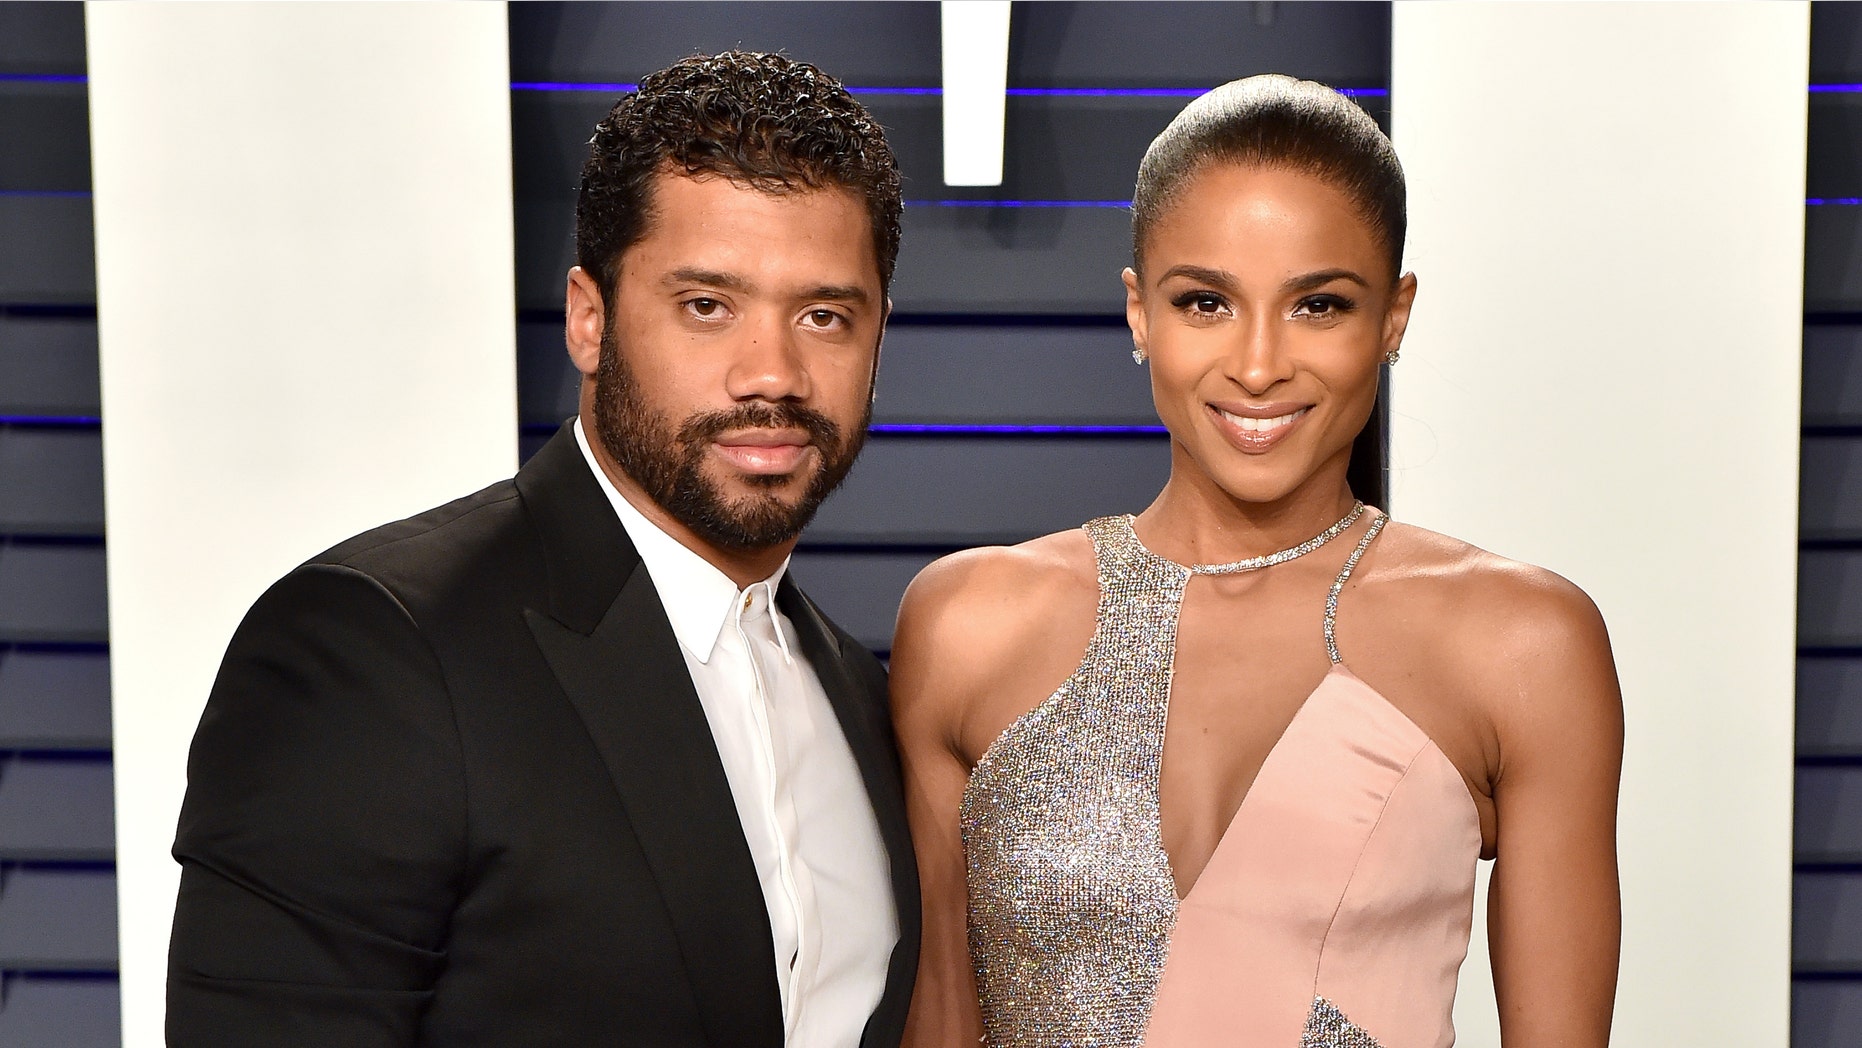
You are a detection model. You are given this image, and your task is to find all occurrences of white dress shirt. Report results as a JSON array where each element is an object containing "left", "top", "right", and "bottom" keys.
[{"left": 574, "top": 420, "right": 898, "bottom": 1047}]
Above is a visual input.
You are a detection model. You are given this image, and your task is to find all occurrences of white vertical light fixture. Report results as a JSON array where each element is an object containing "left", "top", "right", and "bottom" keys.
[
  {"left": 1391, "top": 3, "right": 1809, "bottom": 1045},
  {"left": 86, "top": 3, "right": 517, "bottom": 1043},
  {"left": 940, "top": 0, "right": 1013, "bottom": 187}
]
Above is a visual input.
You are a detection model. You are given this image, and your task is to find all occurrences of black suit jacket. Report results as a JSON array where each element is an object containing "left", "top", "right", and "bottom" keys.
[{"left": 167, "top": 424, "right": 920, "bottom": 1047}]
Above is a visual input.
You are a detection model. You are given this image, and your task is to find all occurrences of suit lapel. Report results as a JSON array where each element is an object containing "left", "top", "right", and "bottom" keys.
[{"left": 517, "top": 425, "right": 783, "bottom": 1048}]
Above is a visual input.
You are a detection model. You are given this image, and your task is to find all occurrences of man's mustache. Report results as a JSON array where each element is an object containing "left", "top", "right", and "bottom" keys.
[{"left": 678, "top": 403, "right": 846, "bottom": 455}]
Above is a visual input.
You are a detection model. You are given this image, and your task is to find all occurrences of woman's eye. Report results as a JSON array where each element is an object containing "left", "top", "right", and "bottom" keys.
[
  {"left": 1172, "top": 292, "right": 1229, "bottom": 317},
  {"left": 1295, "top": 295, "right": 1354, "bottom": 318}
]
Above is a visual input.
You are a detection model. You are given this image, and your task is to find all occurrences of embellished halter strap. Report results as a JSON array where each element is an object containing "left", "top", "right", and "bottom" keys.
[
  {"left": 1130, "top": 506, "right": 1389, "bottom": 666},
  {"left": 1324, "top": 514, "right": 1387, "bottom": 665}
]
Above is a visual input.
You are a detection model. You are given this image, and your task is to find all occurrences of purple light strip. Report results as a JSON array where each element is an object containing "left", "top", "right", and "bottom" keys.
[
  {"left": 917, "top": 198, "right": 1857, "bottom": 208},
  {"left": 509, "top": 81, "right": 1386, "bottom": 98},
  {"left": 0, "top": 415, "right": 100, "bottom": 426},
  {"left": 511, "top": 80, "right": 639, "bottom": 93},
  {"left": 908, "top": 199, "right": 1129, "bottom": 208},
  {"left": 870, "top": 423, "right": 1164, "bottom": 435},
  {"left": 1007, "top": 86, "right": 1388, "bottom": 98},
  {"left": 0, "top": 186, "right": 1844, "bottom": 208},
  {"left": 4, "top": 74, "right": 1847, "bottom": 95}
]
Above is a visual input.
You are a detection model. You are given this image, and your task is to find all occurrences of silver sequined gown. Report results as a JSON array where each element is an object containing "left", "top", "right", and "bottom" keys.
[{"left": 961, "top": 515, "right": 1482, "bottom": 1048}]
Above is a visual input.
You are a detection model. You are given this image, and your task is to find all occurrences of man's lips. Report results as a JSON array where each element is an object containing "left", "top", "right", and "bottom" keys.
[
  {"left": 710, "top": 429, "right": 814, "bottom": 474},
  {"left": 1207, "top": 403, "right": 1311, "bottom": 453}
]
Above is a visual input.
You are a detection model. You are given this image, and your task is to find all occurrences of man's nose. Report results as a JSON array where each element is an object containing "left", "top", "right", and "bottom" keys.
[{"left": 728, "top": 314, "right": 811, "bottom": 402}]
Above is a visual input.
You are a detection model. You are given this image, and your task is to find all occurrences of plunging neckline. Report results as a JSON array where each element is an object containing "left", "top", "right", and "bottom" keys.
[
  {"left": 1162, "top": 663, "right": 1466, "bottom": 903},
  {"left": 1164, "top": 663, "right": 1342, "bottom": 902},
  {"left": 1121, "top": 514, "right": 1378, "bottom": 901}
]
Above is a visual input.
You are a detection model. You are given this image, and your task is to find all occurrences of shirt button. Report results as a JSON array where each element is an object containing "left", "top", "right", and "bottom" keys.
[{"left": 743, "top": 592, "right": 753, "bottom": 611}]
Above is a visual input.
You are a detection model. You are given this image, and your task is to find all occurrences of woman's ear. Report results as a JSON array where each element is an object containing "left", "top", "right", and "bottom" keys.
[
  {"left": 1383, "top": 271, "right": 1418, "bottom": 358},
  {"left": 565, "top": 266, "right": 606, "bottom": 378},
  {"left": 1123, "top": 267, "right": 1149, "bottom": 363}
]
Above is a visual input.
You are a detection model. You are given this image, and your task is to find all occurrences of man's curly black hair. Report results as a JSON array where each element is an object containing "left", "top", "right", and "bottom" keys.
[{"left": 575, "top": 51, "right": 903, "bottom": 302}]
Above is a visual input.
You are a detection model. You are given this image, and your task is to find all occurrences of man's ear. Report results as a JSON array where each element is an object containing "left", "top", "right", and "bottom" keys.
[
  {"left": 870, "top": 295, "right": 891, "bottom": 397},
  {"left": 566, "top": 266, "right": 606, "bottom": 378}
]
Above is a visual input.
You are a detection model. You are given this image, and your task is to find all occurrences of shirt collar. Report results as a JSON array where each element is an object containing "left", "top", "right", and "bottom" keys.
[{"left": 573, "top": 418, "right": 791, "bottom": 665}]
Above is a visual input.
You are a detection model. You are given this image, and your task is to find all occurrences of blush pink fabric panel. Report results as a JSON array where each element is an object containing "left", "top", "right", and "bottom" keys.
[{"left": 1144, "top": 669, "right": 1480, "bottom": 1047}]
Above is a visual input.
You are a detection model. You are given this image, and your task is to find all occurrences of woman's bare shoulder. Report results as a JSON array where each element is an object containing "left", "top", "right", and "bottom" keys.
[
  {"left": 896, "top": 528, "right": 1097, "bottom": 658},
  {"left": 1372, "top": 521, "right": 1619, "bottom": 733},
  {"left": 890, "top": 529, "right": 1099, "bottom": 738},
  {"left": 1374, "top": 521, "right": 1608, "bottom": 651}
]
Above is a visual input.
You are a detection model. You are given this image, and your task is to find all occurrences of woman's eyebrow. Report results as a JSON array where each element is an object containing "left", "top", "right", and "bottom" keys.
[
  {"left": 1284, "top": 268, "right": 1371, "bottom": 293},
  {"left": 1156, "top": 264, "right": 1239, "bottom": 290}
]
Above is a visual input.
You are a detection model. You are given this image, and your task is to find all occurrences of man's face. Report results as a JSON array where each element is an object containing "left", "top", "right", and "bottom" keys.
[{"left": 588, "top": 171, "right": 883, "bottom": 551}]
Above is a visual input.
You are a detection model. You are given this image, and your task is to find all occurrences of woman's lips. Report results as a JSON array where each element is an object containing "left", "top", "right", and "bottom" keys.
[{"left": 1208, "top": 404, "right": 1310, "bottom": 453}]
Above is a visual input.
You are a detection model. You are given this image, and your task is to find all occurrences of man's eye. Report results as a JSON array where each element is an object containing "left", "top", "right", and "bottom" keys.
[
  {"left": 806, "top": 309, "right": 843, "bottom": 328},
  {"left": 687, "top": 298, "right": 723, "bottom": 317}
]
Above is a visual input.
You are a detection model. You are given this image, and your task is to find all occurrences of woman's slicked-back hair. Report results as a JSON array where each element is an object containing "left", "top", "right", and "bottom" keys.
[
  {"left": 575, "top": 51, "right": 904, "bottom": 302},
  {"left": 1131, "top": 74, "right": 1405, "bottom": 280}
]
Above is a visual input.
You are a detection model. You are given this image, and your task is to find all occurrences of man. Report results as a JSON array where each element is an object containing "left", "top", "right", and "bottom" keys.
[{"left": 166, "top": 52, "right": 917, "bottom": 1047}]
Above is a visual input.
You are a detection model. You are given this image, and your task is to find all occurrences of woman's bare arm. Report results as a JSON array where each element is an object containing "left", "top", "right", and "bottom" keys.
[
  {"left": 891, "top": 539, "right": 1091, "bottom": 1048},
  {"left": 1478, "top": 568, "right": 1624, "bottom": 1046},
  {"left": 891, "top": 553, "right": 1004, "bottom": 1048}
]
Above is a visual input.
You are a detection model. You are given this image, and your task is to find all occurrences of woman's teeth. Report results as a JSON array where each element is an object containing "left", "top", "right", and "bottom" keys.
[{"left": 1220, "top": 407, "right": 1308, "bottom": 432}]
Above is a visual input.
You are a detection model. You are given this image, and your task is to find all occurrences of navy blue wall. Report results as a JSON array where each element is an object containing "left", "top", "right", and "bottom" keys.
[
  {"left": 0, "top": 3, "right": 120, "bottom": 1045},
  {"left": 1794, "top": 5, "right": 1862, "bottom": 1043}
]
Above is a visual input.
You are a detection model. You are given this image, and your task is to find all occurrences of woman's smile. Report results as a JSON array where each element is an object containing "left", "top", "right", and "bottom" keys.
[{"left": 1208, "top": 403, "right": 1311, "bottom": 453}]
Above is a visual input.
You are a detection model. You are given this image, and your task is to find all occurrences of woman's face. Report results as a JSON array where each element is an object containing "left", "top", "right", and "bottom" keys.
[{"left": 1125, "top": 162, "right": 1415, "bottom": 508}]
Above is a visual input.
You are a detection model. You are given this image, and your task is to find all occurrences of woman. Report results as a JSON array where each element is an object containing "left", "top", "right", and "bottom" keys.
[{"left": 890, "top": 75, "right": 1622, "bottom": 1048}]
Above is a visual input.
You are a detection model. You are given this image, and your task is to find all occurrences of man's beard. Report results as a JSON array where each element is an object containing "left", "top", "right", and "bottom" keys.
[{"left": 592, "top": 328, "right": 870, "bottom": 552}]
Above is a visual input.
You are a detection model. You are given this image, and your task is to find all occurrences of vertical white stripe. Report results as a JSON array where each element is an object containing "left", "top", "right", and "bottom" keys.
[
  {"left": 1392, "top": 4, "right": 1808, "bottom": 1044},
  {"left": 940, "top": 0, "right": 1012, "bottom": 187},
  {"left": 86, "top": 4, "right": 517, "bottom": 1042}
]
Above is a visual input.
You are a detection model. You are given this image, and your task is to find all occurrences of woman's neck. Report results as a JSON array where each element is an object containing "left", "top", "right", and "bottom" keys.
[{"left": 1135, "top": 468, "right": 1362, "bottom": 568}]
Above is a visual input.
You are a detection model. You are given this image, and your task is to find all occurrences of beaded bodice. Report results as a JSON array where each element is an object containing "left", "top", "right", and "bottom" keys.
[
  {"left": 960, "top": 516, "right": 1186, "bottom": 1046},
  {"left": 959, "top": 512, "right": 1389, "bottom": 1047}
]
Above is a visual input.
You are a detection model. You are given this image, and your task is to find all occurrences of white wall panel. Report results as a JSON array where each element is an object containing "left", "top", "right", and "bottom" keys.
[
  {"left": 86, "top": 4, "right": 517, "bottom": 1042},
  {"left": 1392, "top": 4, "right": 1808, "bottom": 1044}
]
